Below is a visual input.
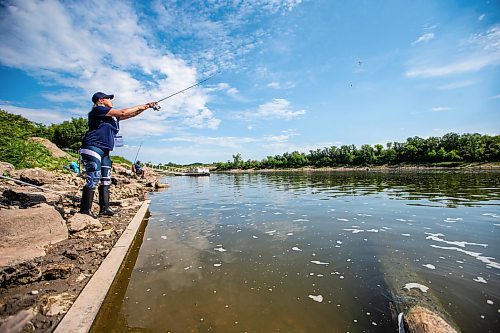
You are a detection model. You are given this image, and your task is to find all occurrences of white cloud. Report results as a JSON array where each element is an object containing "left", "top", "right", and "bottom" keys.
[
  {"left": 412, "top": 32, "right": 435, "bottom": 45},
  {"left": 431, "top": 107, "right": 451, "bottom": 112},
  {"left": 406, "top": 25, "right": 500, "bottom": 78},
  {"left": 257, "top": 99, "right": 306, "bottom": 119},
  {"left": 207, "top": 83, "right": 239, "bottom": 96},
  {"left": 438, "top": 80, "right": 475, "bottom": 90},
  {"left": 151, "top": 0, "right": 302, "bottom": 73},
  {"left": 492, "top": 94, "right": 500, "bottom": 99},
  {"left": 266, "top": 81, "right": 296, "bottom": 89},
  {"left": 0, "top": 0, "right": 220, "bottom": 129},
  {"left": 479, "top": 14, "right": 485, "bottom": 21},
  {"left": 0, "top": 104, "right": 65, "bottom": 124},
  {"left": 160, "top": 130, "right": 297, "bottom": 149},
  {"left": 237, "top": 99, "right": 305, "bottom": 121}
]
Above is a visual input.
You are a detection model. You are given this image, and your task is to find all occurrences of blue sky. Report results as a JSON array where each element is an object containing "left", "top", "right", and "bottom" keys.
[{"left": 1, "top": 0, "right": 499, "bottom": 164}]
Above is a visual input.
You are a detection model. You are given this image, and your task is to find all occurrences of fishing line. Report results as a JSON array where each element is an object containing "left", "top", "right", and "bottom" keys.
[{"left": 152, "top": 73, "right": 217, "bottom": 111}]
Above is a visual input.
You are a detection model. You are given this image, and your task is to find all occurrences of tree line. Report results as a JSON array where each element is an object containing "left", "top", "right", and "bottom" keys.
[{"left": 214, "top": 133, "right": 500, "bottom": 170}]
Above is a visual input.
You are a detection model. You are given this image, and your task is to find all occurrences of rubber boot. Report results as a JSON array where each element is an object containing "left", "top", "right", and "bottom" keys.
[
  {"left": 80, "top": 187, "right": 97, "bottom": 218},
  {"left": 98, "top": 185, "right": 116, "bottom": 217}
]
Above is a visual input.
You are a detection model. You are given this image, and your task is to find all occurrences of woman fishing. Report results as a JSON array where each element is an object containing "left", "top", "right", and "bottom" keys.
[{"left": 79, "top": 92, "right": 157, "bottom": 217}]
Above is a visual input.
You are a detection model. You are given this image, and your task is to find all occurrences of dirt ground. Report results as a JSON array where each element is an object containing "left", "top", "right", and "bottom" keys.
[{"left": 0, "top": 165, "right": 166, "bottom": 332}]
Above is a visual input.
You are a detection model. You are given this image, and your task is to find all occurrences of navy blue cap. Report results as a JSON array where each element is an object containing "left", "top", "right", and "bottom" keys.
[{"left": 92, "top": 92, "right": 114, "bottom": 103}]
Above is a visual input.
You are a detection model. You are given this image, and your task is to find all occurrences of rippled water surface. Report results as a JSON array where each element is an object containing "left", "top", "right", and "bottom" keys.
[{"left": 93, "top": 172, "right": 500, "bottom": 332}]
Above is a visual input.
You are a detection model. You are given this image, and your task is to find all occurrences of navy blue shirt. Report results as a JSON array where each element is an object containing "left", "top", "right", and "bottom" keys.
[{"left": 82, "top": 106, "right": 119, "bottom": 150}]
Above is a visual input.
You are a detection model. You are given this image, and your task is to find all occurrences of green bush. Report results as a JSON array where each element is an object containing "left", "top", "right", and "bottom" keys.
[{"left": 0, "top": 110, "right": 72, "bottom": 170}]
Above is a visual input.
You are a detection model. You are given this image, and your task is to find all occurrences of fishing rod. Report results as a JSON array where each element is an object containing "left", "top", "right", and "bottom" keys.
[
  {"left": 0, "top": 174, "right": 80, "bottom": 201},
  {"left": 152, "top": 74, "right": 217, "bottom": 111},
  {"left": 133, "top": 141, "right": 143, "bottom": 163}
]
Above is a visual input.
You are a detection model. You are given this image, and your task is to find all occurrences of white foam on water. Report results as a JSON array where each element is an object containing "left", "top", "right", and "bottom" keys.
[
  {"left": 161, "top": 235, "right": 167, "bottom": 240},
  {"left": 287, "top": 232, "right": 294, "bottom": 236},
  {"left": 382, "top": 227, "right": 391, "bottom": 230},
  {"left": 423, "top": 264, "right": 436, "bottom": 270},
  {"left": 487, "top": 300, "right": 494, "bottom": 305},
  {"left": 473, "top": 276, "right": 487, "bottom": 283},
  {"left": 404, "top": 283, "right": 429, "bottom": 293},
  {"left": 430, "top": 245, "right": 500, "bottom": 269},
  {"left": 425, "top": 233, "right": 488, "bottom": 248},
  {"left": 311, "top": 260, "right": 329, "bottom": 265},
  {"left": 401, "top": 233, "right": 411, "bottom": 237},
  {"left": 337, "top": 241, "right": 343, "bottom": 244},
  {"left": 444, "top": 217, "right": 463, "bottom": 223},
  {"left": 344, "top": 228, "right": 364, "bottom": 234},
  {"left": 337, "top": 218, "right": 349, "bottom": 221},
  {"left": 366, "top": 229, "right": 379, "bottom": 233},
  {"left": 494, "top": 224, "right": 500, "bottom": 227},
  {"left": 214, "top": 247, "right": 227, "bottom": 252},
  {"left": 396, "top": 218, "right": 407, "bottom": 222},
  {"left": 252, "top": 235, "right": 258, "bottom": 239},
  {"left": 308, "top": 294, "right": 323, "bottom": 303},
  {"left": 317, "top": 274, "right": 324, "bottom": 277},
  {"left": 265, "top": 230, "right": 277, "bottom": 235},
  {"left": 146, "top": 238, "right": 151, "bottom": 241},
  {"left": 273, "top": 212, "right": 282, "bottom": 215},
  {"left": 357, "top": 214, "right": 372, "bottom": 217},
  {"left": 482, "top": 213, "right": 500, "bottom": 218},
  {"left": 214, "top": 263, "right": 222, "bottom": 267},
  {"left": 293, "top": 219, "right": 310, "bottom": 222},
  {"left": 292, "top": 247, "right": 302, "bottom": 251}
]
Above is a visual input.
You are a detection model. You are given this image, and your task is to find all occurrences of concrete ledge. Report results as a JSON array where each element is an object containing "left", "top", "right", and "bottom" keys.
[{"left": 53, "top": 200, "right": 151, "bottom": 333}]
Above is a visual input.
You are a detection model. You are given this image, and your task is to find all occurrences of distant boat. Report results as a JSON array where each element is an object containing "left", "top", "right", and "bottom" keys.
[{"left": 174, "top": 167, "right": 210, "bottom": 176}]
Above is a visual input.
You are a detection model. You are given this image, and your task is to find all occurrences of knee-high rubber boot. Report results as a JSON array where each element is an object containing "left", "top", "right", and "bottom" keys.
[
  {"left": 98, "top": 185, "right": 115, "bottom": 216},
  {"left": 80, "top": 187, "right": 96, "bottom": 217}
]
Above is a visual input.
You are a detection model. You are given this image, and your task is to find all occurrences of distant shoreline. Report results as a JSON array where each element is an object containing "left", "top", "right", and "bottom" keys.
[{"left": 215, "top": 162, "right": 500, "bottom": 173}]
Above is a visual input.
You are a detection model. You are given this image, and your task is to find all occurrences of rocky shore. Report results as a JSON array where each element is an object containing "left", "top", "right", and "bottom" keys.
[{"left": 0, "top": 162, "right": 167, "bottom": 332}]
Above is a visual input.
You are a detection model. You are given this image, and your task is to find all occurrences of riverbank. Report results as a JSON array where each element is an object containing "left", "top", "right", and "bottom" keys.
[
  {"left": 0, "top": 163, "right": 167, "bottom": 332},
  {"left": 217, "top": 162, "right": 500, "bottom": 173}
]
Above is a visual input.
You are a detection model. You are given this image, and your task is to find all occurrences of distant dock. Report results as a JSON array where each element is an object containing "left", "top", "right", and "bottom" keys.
[{"left": 151, "top": 165, "right": 210, "bottom": 177}]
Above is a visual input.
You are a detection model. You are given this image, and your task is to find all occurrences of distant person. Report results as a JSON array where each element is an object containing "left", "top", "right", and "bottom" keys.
[
  {"left": 79, "top": 92, "right": 157, "bottom": 217},
  {"left": 133, "top": 160, "right": 145, "bottom": 178}
]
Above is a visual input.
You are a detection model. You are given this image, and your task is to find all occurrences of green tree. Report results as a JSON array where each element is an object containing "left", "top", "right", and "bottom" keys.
[{"left": 52, "top": 117, "right": 88, "bottom": 150}]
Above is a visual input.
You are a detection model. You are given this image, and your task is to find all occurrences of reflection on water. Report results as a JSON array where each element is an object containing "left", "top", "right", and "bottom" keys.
[{"left": 94, "top": 172, "right": 500, "bottom": 332}]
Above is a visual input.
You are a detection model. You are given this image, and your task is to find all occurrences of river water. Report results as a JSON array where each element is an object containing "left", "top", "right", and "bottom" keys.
[{"left": 93, "top": 171, "right": 500, "bottom": 332}]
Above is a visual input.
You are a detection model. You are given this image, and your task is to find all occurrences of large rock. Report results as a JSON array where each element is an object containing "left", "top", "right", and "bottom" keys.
[
  {"left": 0, "top": 161, "right": 15, "bottom": 175},
  {"left": 67, "top": 213, "right": 102, "bottom": 233},
  {"left": 0, "top": 203, "right": 68, "bottom": 266},
  {"left": 19, "top": 168, "right": 56, "bottom": 186},
  {"left": 29, "top": 137, "right": 68, "bottom": 158},
  {"left": 2, "top": 188, "right": 47, "bottom": 208}
]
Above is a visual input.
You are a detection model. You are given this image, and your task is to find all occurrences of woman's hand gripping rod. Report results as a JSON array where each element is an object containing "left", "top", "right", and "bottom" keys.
[{"left": 152, "top": 74, "right": 216, "bottom": 111}]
